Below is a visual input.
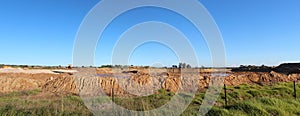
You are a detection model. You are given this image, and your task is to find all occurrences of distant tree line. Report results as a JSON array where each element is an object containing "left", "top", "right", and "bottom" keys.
[
  {"left": 231, "top": 65, "right": 272, "bottom": 72},
  {"left": 99, "top": 65, "right": 149, "bottom": 68},
  {"left": 98, "top": 63, "right": 192, "bottom": 69},
  {"left": 172, "top": 63, "right": 192, "bottom": 69}
]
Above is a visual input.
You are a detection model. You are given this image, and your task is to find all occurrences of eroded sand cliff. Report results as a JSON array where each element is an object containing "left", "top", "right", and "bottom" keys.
[{"left": 1, "top": 68, "right": 299, "bottom": 97}]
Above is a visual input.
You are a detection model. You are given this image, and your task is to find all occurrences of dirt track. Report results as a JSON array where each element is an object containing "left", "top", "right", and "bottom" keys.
[{"left": 0, "top": 68, "right": 57, "bottom": 74}]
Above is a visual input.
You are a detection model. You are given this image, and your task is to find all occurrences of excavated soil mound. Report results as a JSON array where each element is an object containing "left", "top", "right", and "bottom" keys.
[
  {"left": 0, "top": 73, "right": 61, "bottom": 93},
  {"left": 1, "top": 69, "right": 300, "bottom": 96}
]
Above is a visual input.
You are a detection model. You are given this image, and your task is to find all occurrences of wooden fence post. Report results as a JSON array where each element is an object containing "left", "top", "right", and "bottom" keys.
[
  {"left": 112, "top": 87, "right": 115, "bottom": 102},
  {"left": 224, "top": 84, "right": 228, "bottom": 107},
  {"left": 294, "top": 81, "right": 297, "bottom": 99},
  {"left": 111, "top": 81, "right": 115, "bottom": 115}
]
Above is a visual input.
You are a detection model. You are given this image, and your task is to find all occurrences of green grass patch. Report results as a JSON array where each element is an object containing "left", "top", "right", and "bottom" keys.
[{"left": 0, "top": 82, "right": 299, "bottom": 115}]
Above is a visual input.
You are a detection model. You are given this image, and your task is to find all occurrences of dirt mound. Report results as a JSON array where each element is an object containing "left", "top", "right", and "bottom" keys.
[
  {"left": 2, "top": 69, "right": 300, "bottom": 96},
  {"left": 96, "top": 68, "right": 112, "bottom": 74},
  {"left": 21, "top": 71, "right": 300, "bottom": 96},
  {"left": 224, "top": 71, "right": 299, "bottom": 86},
  {"left": 42, "top": 75, "right": 78, "bottom": 95},
  {"left": 274, "top": 63, "right": 300, "bottom": 74},
  {"left": 41, "top": 72, "right": 184, "bottom": 96},
  {"left": 0, "top": 73, "right": 60, "bottom": 93}
]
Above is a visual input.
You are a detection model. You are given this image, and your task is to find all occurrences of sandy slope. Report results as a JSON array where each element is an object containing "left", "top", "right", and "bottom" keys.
[{"left": 0, "top": 68, "right": 299, "bottom": 97}]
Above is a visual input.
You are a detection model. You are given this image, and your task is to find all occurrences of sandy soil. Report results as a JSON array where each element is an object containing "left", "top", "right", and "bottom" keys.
[{"left": 0, "top": 68, "right": 299, "bottom": 98}]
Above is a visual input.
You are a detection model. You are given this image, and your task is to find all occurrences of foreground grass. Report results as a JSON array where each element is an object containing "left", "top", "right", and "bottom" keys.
[
  {"left": 0, "top": 90, "right": 92, "bottom": 116},
  {"left": 197, "top": 82, "right": 300, "bottom": 116},
  {"left": 0, "top": 82, "right": 299, "bottom": 115}
]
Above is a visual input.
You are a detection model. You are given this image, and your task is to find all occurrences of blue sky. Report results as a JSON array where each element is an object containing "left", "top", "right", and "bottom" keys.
[{"left": 0, "top": 0, "right": 300, "bottom": 67}]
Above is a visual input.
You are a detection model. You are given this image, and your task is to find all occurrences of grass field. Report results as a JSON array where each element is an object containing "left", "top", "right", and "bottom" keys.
[
  {"left": 190, "top": 82, "right": 300, "bottom": 116},
  {"left": 0, "top": 82, "right": 299, "bottom": 116}
]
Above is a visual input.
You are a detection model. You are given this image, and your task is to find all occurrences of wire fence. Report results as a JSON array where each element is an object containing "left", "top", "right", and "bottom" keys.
[{"left": 223, "top": 80, "right": 298, "bottom": 107}]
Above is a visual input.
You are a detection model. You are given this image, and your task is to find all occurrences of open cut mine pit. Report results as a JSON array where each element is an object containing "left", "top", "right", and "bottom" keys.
[{"left": 1, "top": 67, "right": 299, "bottom": 97}]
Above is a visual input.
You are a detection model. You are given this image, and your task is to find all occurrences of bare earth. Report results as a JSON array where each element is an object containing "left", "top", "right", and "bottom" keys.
[{"left": 0, "top": 67, "right": 299, "bottom": 99}]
